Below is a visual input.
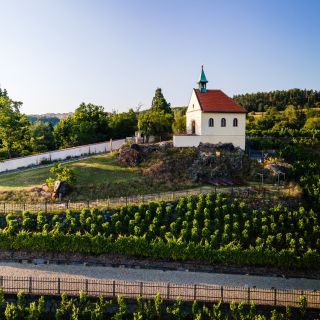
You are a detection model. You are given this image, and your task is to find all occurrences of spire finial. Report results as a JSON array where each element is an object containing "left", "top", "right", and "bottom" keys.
[{"left": 197, "top": 65, "right": 208, "bottom": 93}]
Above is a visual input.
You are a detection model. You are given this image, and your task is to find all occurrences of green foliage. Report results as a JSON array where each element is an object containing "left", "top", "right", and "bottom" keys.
[
  {"left": 0, "top": 193, "right": 320, "bottom": 270},
  {"left": 0, "top": 291, "right": 316, "bottom": 319},
  {"left": 108, "top": 109, "right": 137, "bottom": 139},
  {"left": 234, "top": 88, "right": 320, "bottom": 112},
  {"left": 138, "top": 110, "right": 173, "bottom": 141},
  {"left": 151, "top": 88, "right": 171, "bottom": 114},
  {"left": 172, "top": 109, "right": 186, "bottom": 134},
  {"left": 29, "top": 121, "right": 56, "bottom": 152},
  {"left": 0, "top": 96, "right": 30, "bottom": 159},
  {"left": 304, "top": 117, "right": 320, "bottom": 129},
  {"left": 48, "top": 163, "right": 76, "bottom": 185}
]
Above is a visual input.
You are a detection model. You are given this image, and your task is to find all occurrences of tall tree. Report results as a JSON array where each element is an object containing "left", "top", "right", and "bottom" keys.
[
  {"left": 138, "top": 110, "right": 173, "bottom": 142},
  {"left": 72, "top": 103, "right": 110, "bottom": 145},
  {"left": 0, "top": 96, "right": 30, "bottom": 158},
  {"left": 108, "top": 109, "right": 138, "bottom": 139},
  {"left": 151, "top": 88, "right": 172, "bottom": 114},
  {"left": 30, "top": 121, "right": 56, "bottom": 152},
  {"left": 53, "top": 116, "right": 77, "bottom": 149}
]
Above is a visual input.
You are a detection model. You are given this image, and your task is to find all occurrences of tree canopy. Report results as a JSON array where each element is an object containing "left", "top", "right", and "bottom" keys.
[
  {"left": 0, "top": 96, "right": 30, "bottom": 158},
  {"left": 151, "top": 88, "right": 172, "bottom": 114},
  {"left": 234, "top": 89, "right": 320, "bottom": 112}
]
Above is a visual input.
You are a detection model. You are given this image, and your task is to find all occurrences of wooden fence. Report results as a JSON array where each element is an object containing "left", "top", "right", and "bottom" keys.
[
  {"left": 0, "top": 185, "right": 291, "bottom": 214},
  {"left": 0, "top": 187, "right": 216, "bottom": 214},
  {"left": 0, "top": 276, "right": 319, "bottom": 308}
]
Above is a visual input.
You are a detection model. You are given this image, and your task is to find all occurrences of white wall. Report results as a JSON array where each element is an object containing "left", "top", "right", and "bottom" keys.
[
  {"left": 173, "top": 135, "right": 246, "bottom": 150},
  {"left": 186, "top": 90, "right": 202, "bottom": 134},
  {"left": 201, "top": 113, "right": 246, "bottom": 136},
  {"left": 0, "top": 139, "right": 126, "bottom": 173}
]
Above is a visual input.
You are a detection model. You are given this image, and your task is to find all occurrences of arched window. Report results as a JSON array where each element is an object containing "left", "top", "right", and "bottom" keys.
[
  {"left": 221, "top": 118, "right": 226, "bottom": 127},
  {"left": 233, "top": 118, "right": 238, "bottom": 127},
  {"left": 208, "top": 118, "right": 214, "bottom": 127}
]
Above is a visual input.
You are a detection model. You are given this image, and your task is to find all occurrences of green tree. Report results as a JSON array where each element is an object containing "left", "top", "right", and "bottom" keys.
[
  {"left": 72, "top": 103, "right": 109, "bottom": 145},
  {"left": 138, "top": 110, "right": 173, "bottom": 142},
  {"left": 151, "top": 88, "right": 172, "bottom": 114},
  {"left": 0, "top": 96, "right": 30, "bottom": 158},
  {"left": 46, "top": 163, "right": 76, "bottom": 188},
  {"left": 109, "top": 109, "right": 138, "bottom": 138},
  {"left": 54, "top": 103, "right": 110, "bottom": 148},
  {"left": 30, "top": 121, "right": 56, "bottom": 152},
  {"left": 53, "top": 116, "right": 77, "bottom": 149},
  {"left": 172, "top": 109, "right": 186, "bottom": 134}
]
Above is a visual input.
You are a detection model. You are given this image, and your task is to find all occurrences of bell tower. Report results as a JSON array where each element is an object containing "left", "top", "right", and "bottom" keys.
[{"left": 197, "top": 65, "right": 208, "bottom": 93}]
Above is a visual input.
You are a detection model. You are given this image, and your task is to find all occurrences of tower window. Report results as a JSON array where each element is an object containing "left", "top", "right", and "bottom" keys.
[
  {"left": 233, "top": 118, "right": 238, "bottom": 127},
  {"left": 221, "top": 118, "right": 226, "bottom": 127},
  {"left": 208, "top": 118, "right": 214, "bottom": 127}
]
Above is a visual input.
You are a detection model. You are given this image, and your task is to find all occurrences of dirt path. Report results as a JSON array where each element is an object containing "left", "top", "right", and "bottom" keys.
[{"left": 0, "top": 262, "right": 320, "bottom": 291}]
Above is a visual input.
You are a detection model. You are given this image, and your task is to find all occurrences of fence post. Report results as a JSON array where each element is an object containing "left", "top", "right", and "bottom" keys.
[
  {"left": 220, "top": 286, "right": 224, "bottom": 303},
  {"left": 247, "top": 287, "right": 250, "bottom": 303},
  {"left": 87, "top": 200, "right": 90, "bottom": 209},
  {"left": 274, "top": 288, "right": 277, "bottom": 306},
  {"left": 28, "top": 277, "right": 32, "bottom": 294},
  {"left": 85, "top": 279, "right": 88, "bottom": 294},
  {"left": 167, "top": 283, "right": 170, "bottom": 300},
  {"left": 140, "top": 282, "right": 143, "bottom": 297},
  {"left": 57, "top": 278, "right": 61, "bottom": 295},
  {"left": 3, "top": 203, "right": 5, "bottom": 215},
  {"left": 0, "top": 276, "right": 3, "bottom": 287},
  {"left": 125, "top": 196, "right": 128, "bottom": 206},
  {"left": 193, "top": 284, "right": 197, "bottom": 301},
  {"left": 113, "top": 280, "right": 116, "bottom": 298}
]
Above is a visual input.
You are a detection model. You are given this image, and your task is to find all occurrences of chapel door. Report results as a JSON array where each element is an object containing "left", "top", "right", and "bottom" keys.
[{"left": 191, "top": 120, "right": 196, "bottom": 134}]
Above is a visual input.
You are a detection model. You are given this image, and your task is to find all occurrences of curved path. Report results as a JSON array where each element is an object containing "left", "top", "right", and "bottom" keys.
[{"left": 0, "top": 262, "right": 319, "bottom": 291}]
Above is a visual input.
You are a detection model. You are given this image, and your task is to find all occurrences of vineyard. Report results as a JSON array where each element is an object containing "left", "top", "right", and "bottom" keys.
[
  {"left": 0, "top": 290, "right": 316, "bottom": 320},
  {"left": 0, "top": 192, "right": 319, "bottom": 270}
]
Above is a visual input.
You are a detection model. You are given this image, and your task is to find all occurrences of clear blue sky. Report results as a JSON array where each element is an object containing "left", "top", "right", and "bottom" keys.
[{"left": 1, "top": 0, "right": 319, "bottom": 114}]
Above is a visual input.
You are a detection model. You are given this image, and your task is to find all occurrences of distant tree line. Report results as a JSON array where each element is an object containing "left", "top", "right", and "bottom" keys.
[
  {"left": 234, "top": 88, "right": 320, "bottom": 112},
  {"left": 0, "top": 87, "right": 186, "bottom": 160},
  {"left": 28, "top": 115, "right": 60, "bottom": 126}
]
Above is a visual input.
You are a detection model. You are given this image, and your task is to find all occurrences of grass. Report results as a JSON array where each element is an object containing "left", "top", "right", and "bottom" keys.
[
  {"left": 0, "top": 153, "right": 140, "bottom": 189},
  {"left": 0, "top": 153, "right": 197, "bottom": 202}
]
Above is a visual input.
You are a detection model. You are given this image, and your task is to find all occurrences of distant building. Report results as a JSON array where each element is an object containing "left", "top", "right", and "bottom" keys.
[{"left": 173, "top": 66, "right": 246, "bottom": 149}]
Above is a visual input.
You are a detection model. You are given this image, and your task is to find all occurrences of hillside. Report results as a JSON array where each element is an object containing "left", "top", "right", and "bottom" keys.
[{"left": 0, "top": 152, "right": 197, "bottom": 202}]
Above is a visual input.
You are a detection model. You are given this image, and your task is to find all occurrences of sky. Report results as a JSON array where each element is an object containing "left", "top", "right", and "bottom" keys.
[{"left": 0, "top": 0, "right": 319, "bottom": 114}]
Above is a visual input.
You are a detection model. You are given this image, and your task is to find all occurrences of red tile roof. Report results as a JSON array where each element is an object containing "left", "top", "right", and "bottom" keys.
[{"left": 194, "top": 89, "right": 247, "bottom": 113}]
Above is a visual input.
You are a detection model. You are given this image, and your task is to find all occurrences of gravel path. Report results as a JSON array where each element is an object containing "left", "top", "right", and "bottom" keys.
[{"left": 0, "top": 262, "right": 320, "bottom": 290}]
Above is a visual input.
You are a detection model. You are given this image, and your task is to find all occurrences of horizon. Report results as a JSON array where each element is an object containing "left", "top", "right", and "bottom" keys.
[{"left": 1, "top": 0, "right": 319, "bottom": 114}]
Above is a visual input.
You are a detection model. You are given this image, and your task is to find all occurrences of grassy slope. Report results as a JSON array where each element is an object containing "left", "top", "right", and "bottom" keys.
[
  {"left": 0, "top": 153, "right": 140, "bottom": 189},
  {"left": 0, "top": 153, "right": 197, "bottom": 201},
  {"left": 0, "top": 154, "right": 140, "bottom": 190},
  {"left": 0, "top": 153, "right": 148, "bottom": 201}
]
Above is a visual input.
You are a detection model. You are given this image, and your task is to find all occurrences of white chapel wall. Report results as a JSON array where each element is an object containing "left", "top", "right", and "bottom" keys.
[
  {"left": 201, "top": 112, "right": 246, "bottom": 136},
  {"left": 186, "top": 90, "right": 202, "bottom": 134}
]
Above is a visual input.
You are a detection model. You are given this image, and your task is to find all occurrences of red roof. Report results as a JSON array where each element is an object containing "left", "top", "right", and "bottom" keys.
[{"left": 194, "top": 89, "right": 246, "bottom": 113}]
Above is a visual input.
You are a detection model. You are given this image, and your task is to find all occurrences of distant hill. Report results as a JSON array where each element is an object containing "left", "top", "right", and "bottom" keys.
[
  {"left": 28, "top": 113, "right": 73, "bottom": 126},
  {"left": 233, "top": 89, "right": 320, "bottom": 112}
]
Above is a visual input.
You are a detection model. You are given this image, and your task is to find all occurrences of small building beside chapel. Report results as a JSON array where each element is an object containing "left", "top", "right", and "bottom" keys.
[{"left": 173, "top": 67, "right": 246, "bottom": 149}]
